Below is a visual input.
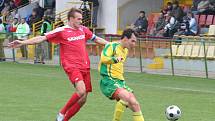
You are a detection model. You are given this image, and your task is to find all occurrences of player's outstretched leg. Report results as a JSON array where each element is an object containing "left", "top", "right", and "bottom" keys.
[
  {"left": 114, "top": 88, "right": 145, "bottom": 121},
  {"left": 56, "top": 81, "right": 86, "bottom": 121},
  {"left": 64, "top": 93, "right": 88, "bottom": 121},
  {"left": 112, "top": 100, "right": 127, "bottom": 121}
]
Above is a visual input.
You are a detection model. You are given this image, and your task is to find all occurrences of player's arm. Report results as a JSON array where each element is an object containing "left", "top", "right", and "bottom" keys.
[
  {"left": 8, "top": 36, "right": 47, "bottom": 48},
  {"left": 83, "top": 27, "right": 109, "bottom": 45},
  {"left": 101, "top": 44, "right": 123, "bottom": 64},
  {"left": 94, "top": 36, "right": 109, "bottom": 45}
]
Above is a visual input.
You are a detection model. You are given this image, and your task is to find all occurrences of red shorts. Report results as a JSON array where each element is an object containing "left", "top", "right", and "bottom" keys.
[{"left": 64, "top": 68, "right": 92, "bottom": 92}]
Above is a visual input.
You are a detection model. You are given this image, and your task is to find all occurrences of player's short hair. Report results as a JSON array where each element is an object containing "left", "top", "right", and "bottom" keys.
[
  {"left": 139, "top": 11, "right": 145, "bottom": 14},
  {"left": 121, "top": 29, "right": 136, "bottom": 39},
  {"left": 67, "top": 8, "right": 83, "bottom": 20}
]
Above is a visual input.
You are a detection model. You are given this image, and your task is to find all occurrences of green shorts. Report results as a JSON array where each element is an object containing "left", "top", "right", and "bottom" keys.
[{"left": 100, "top": 76, "right": 133, "bottom": 99}]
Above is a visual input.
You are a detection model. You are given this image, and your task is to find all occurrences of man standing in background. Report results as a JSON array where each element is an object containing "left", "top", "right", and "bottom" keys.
[
  {"left": 16, "top": 18, "right": 30, "bottom": 58},
  {"left": 87, "top": 0, "right": 99, "bottom": 27}
]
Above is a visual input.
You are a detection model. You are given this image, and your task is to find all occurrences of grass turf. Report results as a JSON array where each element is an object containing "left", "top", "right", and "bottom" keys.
[{"left": 0, "top": 62, "right": 214, "bottom": 121}]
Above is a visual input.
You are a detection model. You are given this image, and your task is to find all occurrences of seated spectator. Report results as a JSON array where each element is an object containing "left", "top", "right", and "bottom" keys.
[
  {"left": 163, "top": 11, "right": 178, "bottom": 38},
  {"left": 131, "top": 11, "right": 148, "bottom": 34},
  {"left": 178, "top": 11, "right": 198, "bottom": 36},
  {"left": 172, "top": 1, "right": 185, "bottom": 22},
  {"left": 205, "top": 1, "right": 215, "bottom": 14},
  {"left": 197, "top": 0, "right": 210, "bottom": 14},
  {"left": 191, "top": 0, "right": 201, "bottom": 11},
  {"left": 162, "top": 2, "right": 173, "bottom": 15},
  {"left": 153, "top": 13, "right": 166, "bottom": 36}
]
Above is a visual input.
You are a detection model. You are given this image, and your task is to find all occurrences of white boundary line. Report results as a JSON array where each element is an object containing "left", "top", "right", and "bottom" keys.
[
  {"left": 1, "top": 70, "right": 215, "bottom": 94},
  {"left": 143, "top": 84, "right": 215, "bottom": 94}
]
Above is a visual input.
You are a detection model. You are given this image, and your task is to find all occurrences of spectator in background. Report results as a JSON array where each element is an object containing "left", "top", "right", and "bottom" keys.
[
  {"left": 6, "top": 18, "right": 19, "bottom": 43},
  {"left": 172, "top": 1, "right": 185, "bottom": 22},
  {"left": 16, "top": 18, "right": 30, "bottom": 58},
  {"left": 21, "top": 0, "right": 29, "bottom": 5},
  {"left": 0, "top": 18, "right": 6, "bottom": 62},
  {"left": 55, "top": 16, "right": 64, "bottom": 27},
  {"left": 131, "top": 11, "right": 148, "bottom": 34},
  {"left": 9, "top": 0, "right": 16, "bottom": 10},
  {"left": 162, "top": 2, "right": 173, "bottom": 15},
  {"left": 87, "top": 0, "right": 99, "bottom": 27},
  {"left": 179, "top": 11, "right": 198, "bottom": 36},
  {"left": 13, "top": 0, "right": 21, "bottom": 7},
  {"left": 153, "top": 13, "right": 166, "bottom": 36},
  {"left": 10, "top": 18, "right": 19, "bottom": 32},
  {"left": 191, "top": 0, "right": 201, "bottom": 12},
  {"left": 163, "top": 11, "right": 178, "bottom": 38},
  {"left": 44, "top": 9, "right": 55, "bottom": 21},
  {"left": 35, "top": 15, "right": 52, "bottom": 64},
  {"left": 33, "top": 2, "right": 44, "bottom": 18},
  {"left": 0, "top": 0, "right": 5, "bottom": 11},
  {"left": 197, "top": 0, "right": 210, "bottom": 14},
  {"left": 204, "top": 1, "right": 215, "bottom": 14},
  {"left": 1, "top": 2, "right": 10, "bottom": 17},
  {"left": 5, "top": 10, "right": 14, "bottom": 25},
  {"left": 28, "top": 9, "right": 41, "bottom": 28},
  {"left": 11, "top": 9, "right": 21, "bottom": 21},
  {"left": 6, "top": 18, "right": 14, "bottom": 32}
]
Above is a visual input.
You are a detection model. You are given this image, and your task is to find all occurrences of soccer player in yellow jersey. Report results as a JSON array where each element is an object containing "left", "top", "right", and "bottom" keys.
[{"left": 98, "top": 29, "right": 145, "bottom": 121}]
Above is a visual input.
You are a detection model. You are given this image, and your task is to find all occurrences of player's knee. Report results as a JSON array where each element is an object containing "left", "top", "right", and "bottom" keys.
[
  {"left": 78, "top": 95, "right": 87, "bottom": 106},
  {"left": 130, "top": 99, "right": 140, "bottom": 111},
  {"left": 77, "top": 88, "right": 86, "bottom": 97}
]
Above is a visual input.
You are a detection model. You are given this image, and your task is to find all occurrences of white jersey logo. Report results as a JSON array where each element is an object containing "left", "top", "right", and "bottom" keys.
[{"left": 67, "top": 35, "right": 85, "bottom": 41}]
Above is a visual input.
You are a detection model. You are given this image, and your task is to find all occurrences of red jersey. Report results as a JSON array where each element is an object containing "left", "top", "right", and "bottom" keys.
[{"left": 45, "top": 25, "right": 95, "bottom": 70}]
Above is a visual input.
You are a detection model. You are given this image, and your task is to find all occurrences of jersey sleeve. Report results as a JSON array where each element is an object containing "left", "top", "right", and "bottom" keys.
[
  {"left": 44, "top": 27, "right": 63, "bottom": 44},
  {"left": 83, "top": 26, "right": 96, "bottom": 41},
  {"left": 101, "top": 43, "right": 118, "bottom": 64}
]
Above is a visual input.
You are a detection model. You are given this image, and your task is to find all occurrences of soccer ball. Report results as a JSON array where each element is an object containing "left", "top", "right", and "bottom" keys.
[{"left": 165, "top": 105, "right": 181, "bottom": 121}]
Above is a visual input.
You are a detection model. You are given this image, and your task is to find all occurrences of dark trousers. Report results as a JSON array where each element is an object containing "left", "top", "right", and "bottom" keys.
[
  {"left": 0, "top": 39, "right": 5, "bottom": 59},
  {"left": 20, "top": 45, "right": 28, "bottom": 58}
]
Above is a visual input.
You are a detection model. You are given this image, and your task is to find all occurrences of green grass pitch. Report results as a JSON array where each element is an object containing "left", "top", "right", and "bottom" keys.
[{"left": 0, "top": 62, "right": 214, "bottom": 121}]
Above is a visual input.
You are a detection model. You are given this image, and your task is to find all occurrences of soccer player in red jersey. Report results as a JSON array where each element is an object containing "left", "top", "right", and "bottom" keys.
[{"left": 8, "top": 8, "right": 109, "bottom": 121}]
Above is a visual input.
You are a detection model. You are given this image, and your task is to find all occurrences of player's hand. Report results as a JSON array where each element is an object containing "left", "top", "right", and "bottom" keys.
[
  {"left": 7, "top": 40, "right": 24, "bottom": 48},
  {"left": 117, "top": 57, "right": 123, "bottom": 62}
]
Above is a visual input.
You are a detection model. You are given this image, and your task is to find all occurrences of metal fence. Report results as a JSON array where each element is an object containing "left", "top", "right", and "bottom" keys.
[
  {"left": 0, "top": 32, "right": 60, "bottom": 65},
  {"left": 88, "top": 35, "right": 215, "bottom": 79},
  {"left": 1, "top": 32, "right": 215, "bottom": 79}
]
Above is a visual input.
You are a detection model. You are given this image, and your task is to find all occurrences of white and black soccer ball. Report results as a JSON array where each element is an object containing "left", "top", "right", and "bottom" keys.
[{"left": 165, "top": 105, "right": 181, "bottom": 121}]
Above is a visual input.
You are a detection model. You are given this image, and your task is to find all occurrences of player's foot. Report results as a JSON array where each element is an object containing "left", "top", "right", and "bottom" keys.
[{"left": 56, "top": 113, "right": 64, "bottom": 121}]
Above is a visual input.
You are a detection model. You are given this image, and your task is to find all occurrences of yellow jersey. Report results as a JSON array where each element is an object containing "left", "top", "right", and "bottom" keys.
[{"left": 98, "top": 42, "right": 128, "bottom": 80}]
